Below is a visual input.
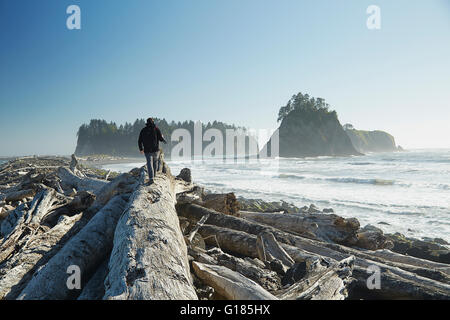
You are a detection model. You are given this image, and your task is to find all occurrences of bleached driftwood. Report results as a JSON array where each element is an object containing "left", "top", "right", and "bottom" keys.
[
  {"left": 40, "top": 190, "right": 95, "bottom": 227},
  {"left": 197, "top": 224, "right": 319, "bottom": 265},
  {"left": 17, "top": 195, "right": 128, "bottom": 300},
  {"left": 189, "top": 247, "right": 281, "bottom": 292},
  {"left": 69, "top": 154, "right": 85, "bottom": 178},
  {"left": 178, "top": 204, "right": 450, "bottom": 279},
  {"left": 58, "top": 167, "right": 108, "bottom": 195},
  {"left": 188, "top": 247, "right": 219, "bottom": 265},
  {"left": 213, "top": 249, "right": 281, "bottom": 292},
  {"left": 90, "top": 172, "right": 138, "bottom": 209},
  {"left": 186, "top": 213, "right": 210, "bottom": 245},
  {"left": 3, "top": 189, "right": 36, "bottom": 203},
  {"left": 240, "top": 211, "right": 360, "bottom": 246},
  {"left": 0, "top": 188, "right": 61, "bottom": 264},
  {"left": 0, "top": 213, "right": 84, "bottom": 299},
  {"left": 77, "top": 258, "right": 109, "bottom": 300},
  {"left": 278, "top": 256, "right": 355, "bottom": 300},
  {"left": 176, "top": 186, "right": 204, "bottom": 205},
  {"left": 201, "top": 224, "right": 450, "bottom": 299},
  {"left": 349, "top": 264, "right": 449, "bottom": 300},
  {"left": 202, "top": 193, "right": 240, "bottom": 216},
  {"left": 199, "top": 224, "right": 259, "bottom": 258},
  {"left": 178, "top": 205, "right": 450, "bottom": 299},
  {"left": 368, "top": 249, "right": 450, "bottom": 276},
  {"left": 103, "top": 169, "right": 198, "bottom": 300},
  {"left": 192, "top": 261, "right": 278, "bottom": 300},
  {"left": 256, "top": 231, "right": 295, "bottom": 268}
]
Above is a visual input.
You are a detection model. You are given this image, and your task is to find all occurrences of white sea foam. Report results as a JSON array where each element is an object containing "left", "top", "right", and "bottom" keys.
[{"left": 102, "top": 149, "right": 450, "bottom": 242}]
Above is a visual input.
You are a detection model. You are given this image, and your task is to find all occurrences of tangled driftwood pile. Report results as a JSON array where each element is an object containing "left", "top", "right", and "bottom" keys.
[{"left": 0, "top": 156, "right": 449, "bottom": 300}]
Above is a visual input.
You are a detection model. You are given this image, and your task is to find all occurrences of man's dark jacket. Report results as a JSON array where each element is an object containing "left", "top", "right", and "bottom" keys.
[{"left": 138, "top": 124, "right": 166, "bottom": 153}]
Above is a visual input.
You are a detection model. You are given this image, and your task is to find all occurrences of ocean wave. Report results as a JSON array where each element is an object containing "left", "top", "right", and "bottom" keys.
[
  {"left": 438, "top": 184, "right": 450, "bottom": 190},
  {"left": 330, "top": 200, "right": 428, "bottom": 216},
  {"left": 348, "top": 162, "right": 374, "bottom": 166},
  {"left": 204, "top": 182, "right": 227, "bottom": 187},
  {"left": 277, "top": 174, "right": 306, "bottom": 180},
  {"left": 275, "top": 173, "right": 409, "bottom": 187},
  {"left": 420, "top": 159, "right": 450, "bottom": 164},
  {"left": 326, "top": 177, "right": 396, "bottom": 186},
  {"left": 332, "top": 198, "right": 412, "bottom": 209},
  {"left": 410, "top": 182, "right": 450, "bottom": 191},
  {"left": 381, "top": 158, "right": 397, "bottom": 162}
]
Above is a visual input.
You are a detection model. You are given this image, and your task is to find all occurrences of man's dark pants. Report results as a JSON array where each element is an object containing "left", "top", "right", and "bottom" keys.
[{"left": 144, "top": 151, "right": 160, "bottom": 181}]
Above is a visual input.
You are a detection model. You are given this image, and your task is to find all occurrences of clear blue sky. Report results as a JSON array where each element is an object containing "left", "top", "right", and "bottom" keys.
[{"left": 1, "top": 0, "right": 449, "bottom": 156}]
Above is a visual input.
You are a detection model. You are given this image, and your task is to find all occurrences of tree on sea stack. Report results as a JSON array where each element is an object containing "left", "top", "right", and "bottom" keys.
[{"left": 262, "top": 91, "right": 360, "bottom": 158}]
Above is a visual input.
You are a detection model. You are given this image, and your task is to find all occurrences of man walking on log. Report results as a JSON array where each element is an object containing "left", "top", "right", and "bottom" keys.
[{"left": 138, "top": 118, "right": 167, "bottom": 185}]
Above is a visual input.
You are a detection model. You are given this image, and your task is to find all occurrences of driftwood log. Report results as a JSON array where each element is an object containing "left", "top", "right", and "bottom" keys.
[
  {"left": 278, "top": 256, "right": 355, "bottom": 300},
  {"left": 202, "top": 193, "right": 240, "bottom": 216},
  {"left": 0, "top": 213, "right": 84, "bottom": 299},
  {"left": 103, "top": 168, "right": 198, "bottom": 300},
  {"left": 77, "top": 258, "right": 110, "bottom": 300},
  {"left": 256, "top": 231, "right": 295, "bottom": 270},
  {"left": 189, "top": 247, "right": 281, "bottom": 292},
  {"left": 240, "top": 211, "right": 360, "bottom": 246},
  {"left": 0, "top": 188, "right": 64, "bottom": 264},
  {"left": 177, "top": 203, "right": 450, "bottom": 299},
  {"left": 58, "top": 167, "right": 108, "bottom": 195},
  {"left": 2, "top": 189, "right": 36, "bottom": 203},
  {"left": 17, "top": 195, "right": 128, "bottom": 300},
  {"left": 192, "top": 261, "right": 277, "bottom": 300}
]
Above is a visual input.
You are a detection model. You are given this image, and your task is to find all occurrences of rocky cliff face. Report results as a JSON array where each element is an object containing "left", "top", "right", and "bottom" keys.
[
  {"left": 345, "top": 129, "right": 398, "bottom": 153},
  {"left": 262, "top": 108, "right": 361, "bottom": 158}
]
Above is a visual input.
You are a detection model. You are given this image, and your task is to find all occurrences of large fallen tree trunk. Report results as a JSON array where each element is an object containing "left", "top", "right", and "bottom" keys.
[
  {"left": 90, "top": 172, "right": 139, "bottom": 209},
  {"left": 189, "top": 247, "right": 281, "bottom": 292},
  {"left": 199, "top": 224, "right": 259, "bottom": 258},
  {"left": 58, "top": 167, "right": 108, "bottom": 195},
  {"left": 192, "top": 261, "right": 278, "bottom": 300},
  {"left": 17, "top": 195, "right": 128, "bottom": 300},
  {"left": 348, "top": 265, "right": 450, "bottom": 300},
  {"left": 366, "top": 249, "right": 450, "bottom": 275},
  {"left": 103, "top": 168, "right": 198, "bottom": 300},
  {"left": 198, "top": 224, "right": 320, "bottom": 264},
  {"left": 2, "top": 189, "right": 36, "bottom": 203},
  {"left": 177, "top": 203, "right": 302, "bottom": 244},
  {"left": 202, "top": 193, "right": 240, "bottom": 216},
  {"left": 77, "top": 258, "right": 110, "bottom": 300},
  {"left": 239, "top": 211, "right": 360, "bottom": 246}
]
